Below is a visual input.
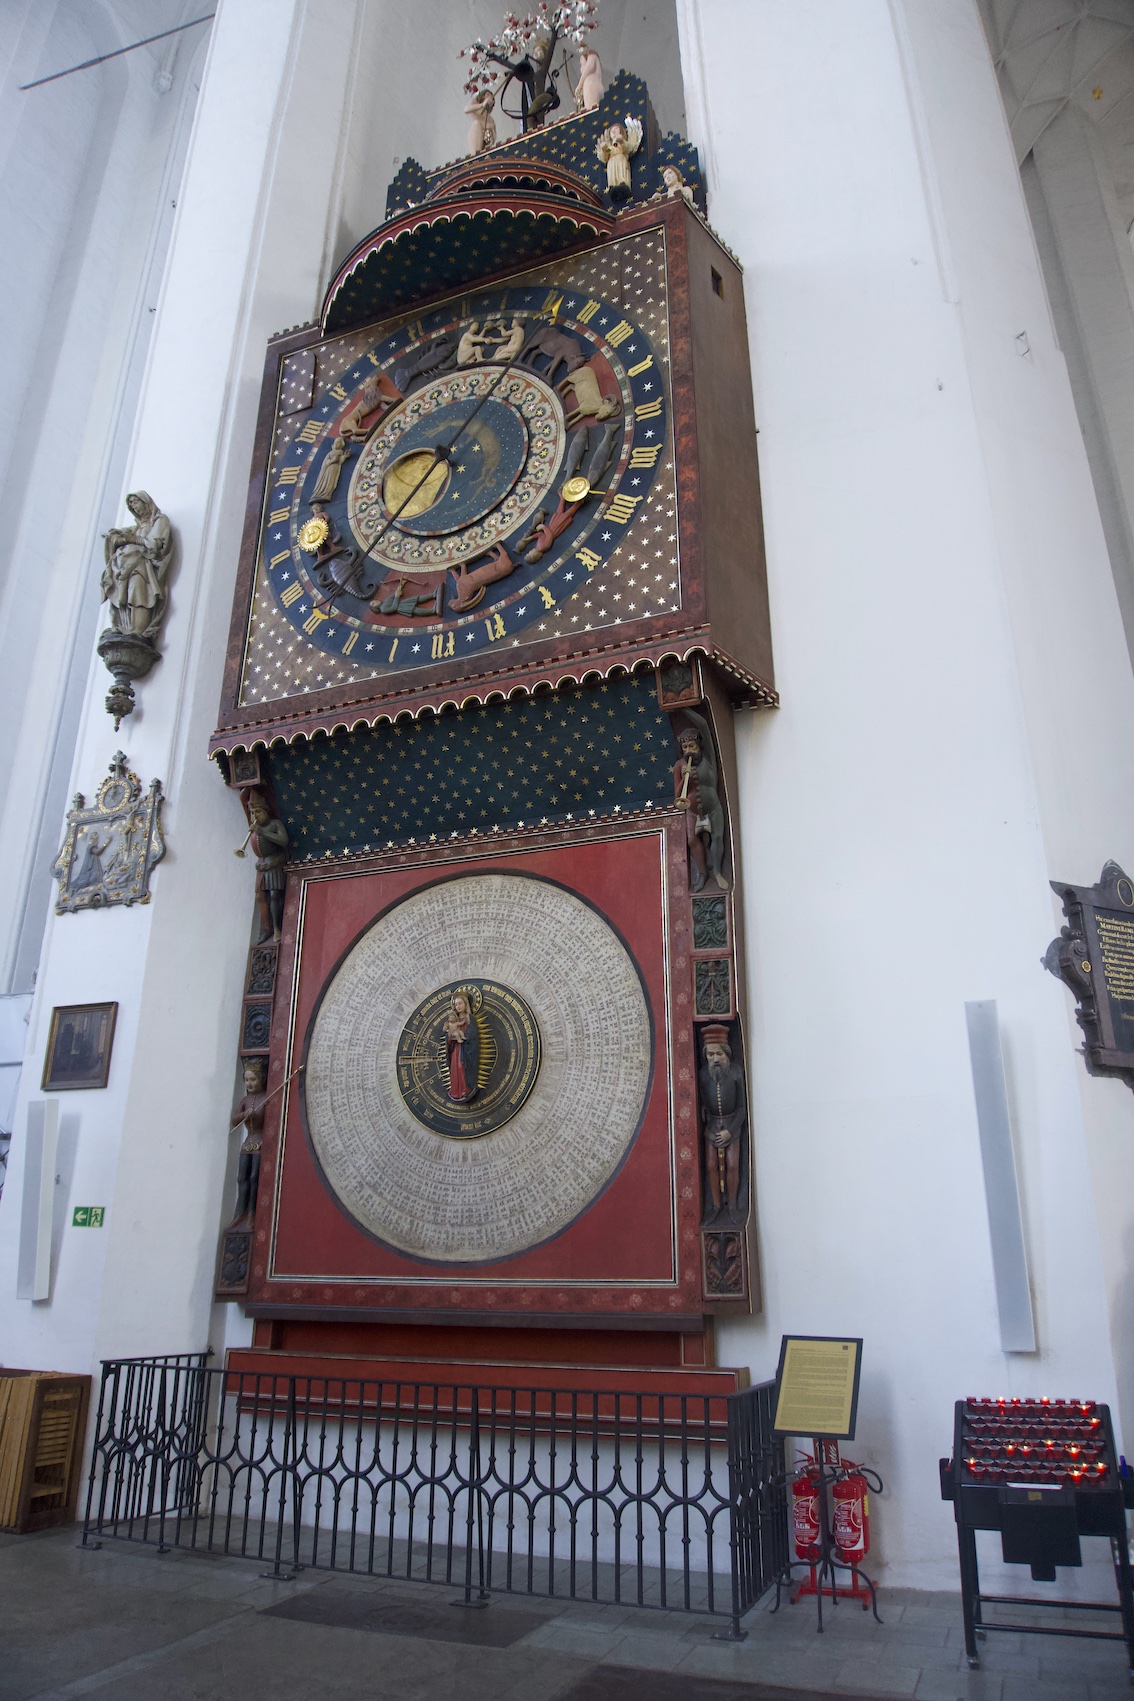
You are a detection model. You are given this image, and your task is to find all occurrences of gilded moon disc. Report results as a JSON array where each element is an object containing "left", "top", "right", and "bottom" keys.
[
  {"left": 396, "top": 978, "right": 541, "bottom": 1139},
  {"left": 382, "top": 450, "right": 450, "bottom": 518},
  {"left": 303, "top": 874, "right": 652, "bottom": 1264}
]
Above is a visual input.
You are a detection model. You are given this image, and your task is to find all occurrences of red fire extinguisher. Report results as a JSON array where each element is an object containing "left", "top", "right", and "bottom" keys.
[
  {"left": 791, "top": 1461, "right": 821, "bottom": 1561},
  {"left": 832, "top": 1464, "right": 874, "bottom": 1566}
]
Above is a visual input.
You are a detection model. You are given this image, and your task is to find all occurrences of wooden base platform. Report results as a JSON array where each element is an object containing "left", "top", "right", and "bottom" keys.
[{"left": 228, "top": 1320, "right": 747, "bottom": 1400}]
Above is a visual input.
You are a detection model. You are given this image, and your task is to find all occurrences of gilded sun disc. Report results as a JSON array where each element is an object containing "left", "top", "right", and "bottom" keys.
[
  {"left": 297, "top": 515, "right": 330, "bottom": 553},
  {"left": 396, "top": 979, "right": 540, "bottom": 1139}
]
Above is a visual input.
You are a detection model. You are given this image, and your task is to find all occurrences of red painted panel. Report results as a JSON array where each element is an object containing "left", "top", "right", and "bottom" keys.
[
  {"left": 249, "top": 826, "right": 703, "bottom": 1323},
  {"left": 259, "top": 1321, "right": 695, "bottom": 1368}
]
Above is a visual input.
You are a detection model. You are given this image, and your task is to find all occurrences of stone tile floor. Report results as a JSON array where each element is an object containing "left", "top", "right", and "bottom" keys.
[{"left": 3, "top": 1526, "right": 1132, "bottom": 1700}]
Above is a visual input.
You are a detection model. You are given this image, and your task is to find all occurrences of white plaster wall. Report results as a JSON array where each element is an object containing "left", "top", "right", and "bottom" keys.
[
  {"left": 1030, "top": 101, "right": 1134, "bottom": 658},
  {"left": 0, "top": 0, "right": 320, "bottom": 1370},
  {"left": 678, "top": 0, "right": 1134, "bottom": 1588},
  {"left": 0, "top": 1, "right": 210, "bottom": 995}
]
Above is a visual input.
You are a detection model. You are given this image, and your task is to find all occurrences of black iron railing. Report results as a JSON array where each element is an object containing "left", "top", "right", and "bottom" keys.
[{"left": 82, "top": 1354, "right": 787, "bottom": 1637}]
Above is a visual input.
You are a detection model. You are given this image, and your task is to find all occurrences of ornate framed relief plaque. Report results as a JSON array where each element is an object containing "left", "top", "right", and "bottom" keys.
[
  {"left": 51, "top": 753, "right": 164, "bottom": 914},
  {"left": 1047, "top": 859, "right": 1134, "bottom": 1088}
]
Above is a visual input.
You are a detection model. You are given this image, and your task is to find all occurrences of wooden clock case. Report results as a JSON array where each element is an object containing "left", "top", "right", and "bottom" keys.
[
  {"left": 211, "top": 192, "right": 773, "bottom": 751},
  {"left": 211, "top": 102, "right": 775, "bottom": 1401}
]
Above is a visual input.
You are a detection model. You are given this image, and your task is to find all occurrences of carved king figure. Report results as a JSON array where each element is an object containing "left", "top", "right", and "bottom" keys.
[{"left": 698, "top": 1024, "right": 747, "bottom": 1219}]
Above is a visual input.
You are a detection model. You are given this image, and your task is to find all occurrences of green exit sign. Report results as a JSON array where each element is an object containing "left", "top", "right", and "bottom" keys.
[{"left": 72, "top": 1206, "right": 105, "bottom": 1227}]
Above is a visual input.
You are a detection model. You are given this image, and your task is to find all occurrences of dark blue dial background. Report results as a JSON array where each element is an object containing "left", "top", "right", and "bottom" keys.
[
  {"left": 262, "top": 285, "right": 667, "bottom": 670},
  {"left": 382, "top": 396, "right": 529, "bottom": 536}
]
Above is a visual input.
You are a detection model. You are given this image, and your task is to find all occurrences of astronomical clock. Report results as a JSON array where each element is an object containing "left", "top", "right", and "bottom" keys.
[{"left": 211, "top": 73, "right": 775, "bottom": 1399}]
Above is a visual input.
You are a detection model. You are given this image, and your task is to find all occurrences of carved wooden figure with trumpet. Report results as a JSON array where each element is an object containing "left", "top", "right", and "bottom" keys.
[{"left": 235, "top": 790, "right": 289, "bottom": 941}]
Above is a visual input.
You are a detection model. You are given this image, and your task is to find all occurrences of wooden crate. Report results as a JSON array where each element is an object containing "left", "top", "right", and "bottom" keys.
[{"left": 0, "top": 1370, "right": 91, "bottom": 1533}]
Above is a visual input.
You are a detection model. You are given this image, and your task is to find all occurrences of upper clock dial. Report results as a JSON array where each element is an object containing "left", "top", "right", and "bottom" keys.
[{"left": 257, "top": 284, "right": 667, "bottom": 672}]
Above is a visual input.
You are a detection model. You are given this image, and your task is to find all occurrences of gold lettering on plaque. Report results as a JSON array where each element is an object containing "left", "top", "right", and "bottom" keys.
[{"left": 1096, "top": 913, "right": 1134, "bottom": 1002}]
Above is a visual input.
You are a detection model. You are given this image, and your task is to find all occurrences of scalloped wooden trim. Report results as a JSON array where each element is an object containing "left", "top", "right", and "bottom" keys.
[{"left": 209, "top": 644, "right": 777, "bottom": 762}]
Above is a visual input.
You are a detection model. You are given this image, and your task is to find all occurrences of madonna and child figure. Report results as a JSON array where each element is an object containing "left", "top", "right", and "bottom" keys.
[{"left": 443, "top": 988, "right": 481, "bottom": 1102}]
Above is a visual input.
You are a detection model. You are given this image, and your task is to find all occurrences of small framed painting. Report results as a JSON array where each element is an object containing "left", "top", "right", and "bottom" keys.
[{"left": 41, "top": 1003, "right": 118, "bottom": 1092}]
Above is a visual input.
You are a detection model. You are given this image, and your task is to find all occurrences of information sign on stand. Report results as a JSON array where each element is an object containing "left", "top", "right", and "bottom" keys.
[
  {"left": 772, "top": 1335, "right": 863, "bottom": 1441},
  {"left": 770, "top": 1335, "right": 880, "bottom": 1631}
]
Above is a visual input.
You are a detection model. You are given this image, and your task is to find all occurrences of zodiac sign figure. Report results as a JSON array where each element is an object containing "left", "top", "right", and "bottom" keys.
[
  {"left": 309, "top": 436, "right": 351, "bottom": 501},
  {"left": 338, "top": 373, "right": 397, "bottom": 441}
]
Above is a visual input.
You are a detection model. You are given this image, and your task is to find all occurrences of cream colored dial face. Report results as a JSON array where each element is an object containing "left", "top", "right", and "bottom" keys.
[{"left": 303, "top": 874, "right": 652, "bottom": 1264}]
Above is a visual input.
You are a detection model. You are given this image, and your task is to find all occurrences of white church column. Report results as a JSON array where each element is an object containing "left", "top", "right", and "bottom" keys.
[
  {"left": 0, "top": 0, "right": 363, "bottom": 1369},
  {"left": 1027, "top": 102, "right": 1134, "bottom": 661},
  {"left": 679, "top": 0, "right": 1134, "bottom": 1587},
  {"left": 0, "top": 3, "right": 209, "bottom": 997}
]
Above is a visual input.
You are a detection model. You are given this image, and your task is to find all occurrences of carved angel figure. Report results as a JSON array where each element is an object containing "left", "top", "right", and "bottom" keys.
[
  {"left": 101, "top": 492, "right": 172, "bottom": 640},
  {"left": 596, "top": 115, "right": 642, "bottom": 202},
  {"left": 654, "top": 163, "right": 695, "bottom": 207}
]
